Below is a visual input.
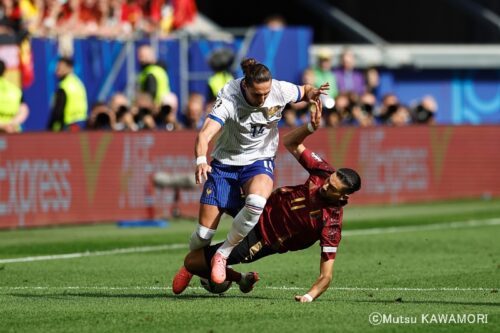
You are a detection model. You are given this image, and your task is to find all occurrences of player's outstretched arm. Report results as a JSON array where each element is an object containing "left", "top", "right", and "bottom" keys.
[
  {"left": 295, "top": 257, "right": 334, "bottom": 303},
  {"left": 283, "top": 99, "right": 322, "bottom": 160},
  {"left": 194, "top": 118, "right": 222, "bottom": 184},
  {"left": 299, "top": 83, "right": 330, "bottom": 103}
]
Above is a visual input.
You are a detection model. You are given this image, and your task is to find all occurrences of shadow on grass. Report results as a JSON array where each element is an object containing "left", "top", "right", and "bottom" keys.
[
  {"left": 8, "top": 293, "right": 498, "bottom": 306},
  {"left": 335, "top": 298, "right": 500, "bottom": 307},
  {"left": 7, "top": 292, "right": 274, "bottom": 301}
]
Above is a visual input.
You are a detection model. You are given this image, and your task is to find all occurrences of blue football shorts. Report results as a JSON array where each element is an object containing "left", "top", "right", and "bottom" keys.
[{"left": 200, "top": 158, "right": 275, "bottom": 216}]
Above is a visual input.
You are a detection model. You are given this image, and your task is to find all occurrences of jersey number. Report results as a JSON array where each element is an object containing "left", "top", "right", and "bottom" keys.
[
  {"left": 251, "top": 124, "right": 266, "bottom": 137},
  {"left": 263, "top": 160, "right": 274, "bottom": 173}
]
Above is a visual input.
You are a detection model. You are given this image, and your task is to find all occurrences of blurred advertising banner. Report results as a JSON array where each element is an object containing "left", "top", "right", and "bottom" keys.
[{"left": 1, "top": 126, "right": 499, "bottom": 228}]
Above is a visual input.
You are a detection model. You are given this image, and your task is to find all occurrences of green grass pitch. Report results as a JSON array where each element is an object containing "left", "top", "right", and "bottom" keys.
[{"left": 0, "top": 199, "right": 499, "bottom": 333}]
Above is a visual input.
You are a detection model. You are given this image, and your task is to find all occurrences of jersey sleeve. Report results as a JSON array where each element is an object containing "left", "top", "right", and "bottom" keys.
[
  {"left": 278, "top": 80, "right": 301, "bottom": 104},
  {"left": 208, "top": 95, "right": 231, "bottom": 126},
  {"left": 320, "top": 219, "right": 342, "bottom": 260},
  {"left": 299, "top": 148, "right": 335, "bottom": 175}
]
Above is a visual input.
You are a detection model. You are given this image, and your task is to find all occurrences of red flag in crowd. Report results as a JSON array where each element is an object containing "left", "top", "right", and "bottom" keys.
[
  {"left": 19, "top": 38, "right": 35, "bottom": 89},
  {"left": 172, "top": 0, "right": 197, "bottom": 29}
]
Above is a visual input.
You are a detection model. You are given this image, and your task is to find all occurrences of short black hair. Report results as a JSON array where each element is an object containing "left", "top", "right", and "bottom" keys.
[
  {"left": 336, "top": 168, "right": 361, "bottom": 194},
  {"left": 58, "top": 57, "right": 74, "bottom": 67},
  {"left": 0, "top": 60, "right": 5, "bottom": 76}
]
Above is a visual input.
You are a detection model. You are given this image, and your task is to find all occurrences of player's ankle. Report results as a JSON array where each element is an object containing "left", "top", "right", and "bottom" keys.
[{"left": 215, "top": 246, "right": 232, "bottom": 258}]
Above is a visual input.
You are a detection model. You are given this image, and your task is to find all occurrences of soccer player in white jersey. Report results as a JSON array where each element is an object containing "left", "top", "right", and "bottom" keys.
[{"left": 172, "top": 58, "right": 329, "bottom": 291}]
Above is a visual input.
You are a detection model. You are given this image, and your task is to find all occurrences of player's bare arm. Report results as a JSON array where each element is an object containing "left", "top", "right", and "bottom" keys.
[
  {"left": 295, "top": 257, "right": 335, "bottom": 303},
  {"left": 194, "top": 118, "right": 222, "bottom": 184},
  {"left": 299, "top": 82, "right": 330, "bottom": 102},
  {"left": 283, "top": 99, "right": 323, "bottom": 160}
]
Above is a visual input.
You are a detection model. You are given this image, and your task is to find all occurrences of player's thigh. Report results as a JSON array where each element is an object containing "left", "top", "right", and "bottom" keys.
[
  {"left": 198, "top": 203, "right": 224, "bottom": 230},
  {"left": 243, "top": 174, "right": 273, "bottom": 198},
  {"left": 241, "top": 159, "right": 275, "bottom": 198}
]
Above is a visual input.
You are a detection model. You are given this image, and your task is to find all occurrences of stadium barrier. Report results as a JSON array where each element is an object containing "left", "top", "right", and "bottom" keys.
[{"left": 1, "top": 125, "right": 499, "bottom": 229}]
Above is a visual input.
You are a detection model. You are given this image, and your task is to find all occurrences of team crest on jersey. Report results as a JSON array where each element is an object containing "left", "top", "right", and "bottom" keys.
[
  {"left": 206, "top": 188, "right": 213, "bottom": 195},
  {"left": 311, "top": 152, "right": 323, "bottom": 162},
  {"left": 265, "top": 106, "right": 281, "bottom": 119},
  {"left": 213, "top": 98, "right": 222, "bottom": 110}
]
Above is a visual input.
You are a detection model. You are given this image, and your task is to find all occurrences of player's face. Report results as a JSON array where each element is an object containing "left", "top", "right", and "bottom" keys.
[
  {"left": 244, "top": 80, "right": 272, "bottom": 107},
  {"left": 320, "top": 172, "right": 348, "bottom": 201}
]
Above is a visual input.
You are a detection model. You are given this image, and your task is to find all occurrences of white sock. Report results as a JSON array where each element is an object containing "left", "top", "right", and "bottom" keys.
[
  {"left": 189, "top": 224, "right": 216, "bottom": 251},
  {"left": 217, "top": 194, "right": 266, "bottom": 258}
]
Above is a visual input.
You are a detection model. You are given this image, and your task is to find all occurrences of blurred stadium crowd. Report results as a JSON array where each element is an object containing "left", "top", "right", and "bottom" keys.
[
  {"left": 281, "top": 47, "right": 437, "bottom": 130},
  {"left": 84, "top": 44, "right": 438, "bottom": 132},
  {"left": 0, "top": 0, "right": 437, "bottom": 133},
  {"left": 0, "top": 0, "right": 197, "bottom": 39}
]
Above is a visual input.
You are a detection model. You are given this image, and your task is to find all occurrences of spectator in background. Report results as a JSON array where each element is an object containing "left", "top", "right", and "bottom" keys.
[
  {"left": 291, "top": 67, "right": 318, "bottom": 126},
  {"left": 155, "top": 92, "right": 182, "bottom": 131},
  {"left": 410, "top": 95, "right": 438, "bottom": 125},
  {"left": 20, "top": 0, "right": 42, "bottom": 35},
  {"left": 375, "top": 93, "right": 399, "bottom": 125},
  {"left": 330, "top": 92, "right": 354, "bottom": 126},
  {"left": 120, "top": 0, "right": 144, "bottom": 34},
  {"left": 312, "top": 49, "right": 338, "bottom": 101},
  {"left": 388, "top": 104, "right": 411, "bottom": 127},
  {"left": 324, "top": 93, "right": 352, "bottom": 128},
  {"left": 132, "top": 91, "right": 156, "bottom": 130},
  {"left": 364, "top": 66, "right": 380, "bottom": 98},
  {"left": 263, "top": 14, "right": 286, "bottom": 29},
  {"left": 0, "top": 0, "right": 24, "bottom": 36},
  {"left": 278, "top": 103, "right": 301, "bottom": 128},
  {"left": 47, "top": 57, "right": 88, "bottom": 131},
  {"left": 137, "top": 44, "right": 171, "bottom": 107},
  {"left": 324, "top": 109, "right": 340, "bottom": 128},
  {"left": 77, "top": 0, "right": 102, "bottom": 35},
  {"left": 171, "top": 0, "right": 197, "bottom": 31},
  {"left": 109, "top": 92, "right": 138, "bottom": 131},
  {"left": 352, "top": 92, "right": 376, "bottom": 127},
  {"left": 0, "top": 59, "right": 29, "bottom": 133},
  {"left": 206, "top": 47, "right": 234, "bottom": 109},
  {"left": 334, "top": 48, "right": 366, "bottom": 96},
  {"left": 87, "top": 101, "right": 114, "bottom": 130},
  {"left": 180, "top": 92, "right": 205, "bottom": 130}
]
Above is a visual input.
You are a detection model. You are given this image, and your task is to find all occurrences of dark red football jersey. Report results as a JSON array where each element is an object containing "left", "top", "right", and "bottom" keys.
[{"left": 258, "top": 149, "right": 345, "bottom": 260}]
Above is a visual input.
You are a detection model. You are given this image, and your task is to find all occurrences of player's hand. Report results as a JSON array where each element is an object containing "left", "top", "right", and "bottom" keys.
[
  {"left": 308, "top": 82, "right": 330, "bottom": 101},
  {"left": 309, "top": 98, "right": 323, "bottom": 131},
  {"left": 195, "top": 163, "right": 212, "bottom": 184},
  {"left": 294, "top": 295, "right": 313, "bottom": 303}
]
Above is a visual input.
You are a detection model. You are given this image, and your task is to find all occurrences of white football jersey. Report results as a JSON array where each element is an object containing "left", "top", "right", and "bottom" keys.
[{"left": 209, "top": 78, "right": 301, "bottom": 165}]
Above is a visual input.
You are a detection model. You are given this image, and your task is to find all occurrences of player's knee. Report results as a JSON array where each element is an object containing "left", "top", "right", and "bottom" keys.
[
  {"left": 240, "top": 194, "right": 267, "bottom": 227},
  {"left": 244, "top": 194, "right": 266, "bottom": 216}
]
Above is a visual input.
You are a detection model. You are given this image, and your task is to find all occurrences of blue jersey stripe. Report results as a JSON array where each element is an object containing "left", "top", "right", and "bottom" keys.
[
  {"left": 295, "top": 85, "right": 302, "bottom": 102},
  {"left": 208, "top": 114, "right": 224, "bottom": 126}
]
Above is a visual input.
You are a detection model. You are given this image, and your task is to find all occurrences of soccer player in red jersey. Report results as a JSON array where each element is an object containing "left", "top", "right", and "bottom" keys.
[{"left": 173, "top": 102, "right": 361, "bottom": 302}]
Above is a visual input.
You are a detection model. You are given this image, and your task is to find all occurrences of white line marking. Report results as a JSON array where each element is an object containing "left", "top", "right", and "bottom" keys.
[
  {"left": 343, "top": 218, "right": 500, "bottom": 236},
  {"left": 0, "top": 244, "right": 187, "bottom": 264},
  {"left": 1, "top": 218, "right": 499, "bottom": 265},
  {"left": 0, "top": 286, "right": 496, "bottom": 292}
]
